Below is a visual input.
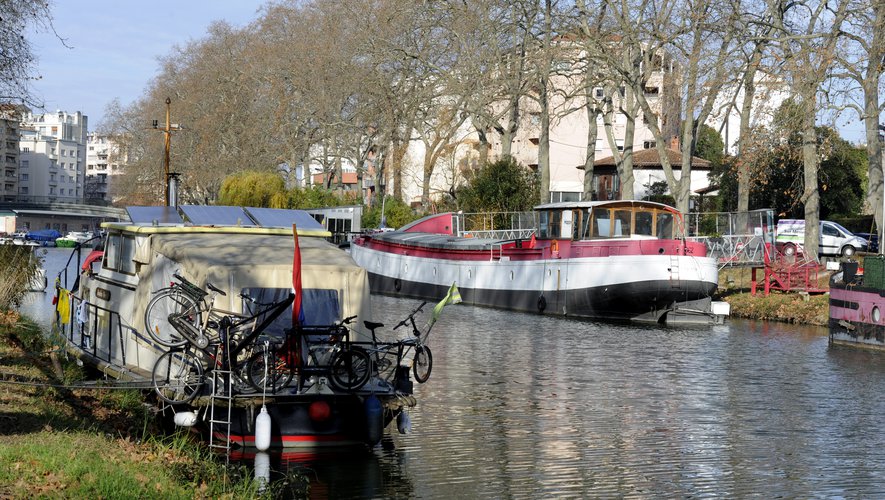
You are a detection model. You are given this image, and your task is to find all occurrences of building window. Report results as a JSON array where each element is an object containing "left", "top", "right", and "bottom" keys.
[
  {"left": 616, "top": 139, "right": 625, "bottom": 152},
  {"left": 49, "top": 187, "right": 55, "bottom": 195},
  {"left": 19, "top": 187, "right": 27, "bottom": 194},
  {"left": 20, "top": 174, "right": 27, "bottom": 181},
  {"left": 594, "top": 87, "right": 604, "bottom": 99},
  {"left": 60, "top": 150, "right": 66, "bottom": 156},
  {"left": 20, "top": 160, "right": 27, "bottom": 168},
  {"left": 22, "top": 147, "right": 29, "bottom": 153},
  {"left": 618, "top": 86, "right": 626, "bottom": 97},
  {"left": 643, "top": 141, "right": 656, "bottom": 149}
]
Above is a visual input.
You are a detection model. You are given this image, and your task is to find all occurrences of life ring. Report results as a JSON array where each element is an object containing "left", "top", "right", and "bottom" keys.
[
  {"left": 537, "top": 294, "right": 547, "bottom": 312},
  {"left": 551, "top": 240, "right": 559, "bottom": 253},
  {"left": 394, "top": 278, "right": 402, "bottom": 292}
]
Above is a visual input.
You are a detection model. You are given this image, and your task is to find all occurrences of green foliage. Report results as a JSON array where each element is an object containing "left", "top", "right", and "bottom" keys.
[
  {"left": 456, "top": 157, "right": 539, "bottom": 212},
  {"left": 362, "top": 196, "right": 423, "bottom": 229},
  {"left": 694, "top": 124, "right": 725, "bottom": 169},
  {"left": 218, "top": 170, "right": 286, "bottom": 207},
  {"left": 645, "top": 180, "right": 675, "bottom": 206},
  {"left": 0, "top": 246, "right": 40, "bottom": 310},
  {"left": 287, "top": 186, "right": 361, "bottom": 209},
  {"left": 711, "top": 100, "right": 866, "bottom": 218}
]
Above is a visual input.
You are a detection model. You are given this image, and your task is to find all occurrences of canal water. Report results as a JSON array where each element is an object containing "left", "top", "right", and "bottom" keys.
[{"left": 21, "top": 249, "right": 885, "bottom": 498}]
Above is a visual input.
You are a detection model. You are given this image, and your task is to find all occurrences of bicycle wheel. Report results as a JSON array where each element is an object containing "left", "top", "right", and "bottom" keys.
[
  {"left": 152, "top": 349, "right": 204, "bottom": 404},
  {"left": 329, "top": 347, "right": 371, "bottom": 391},
  {"left": 144, "top": 289, "right": 201, "bottom": 348},
  {"left": 246, "top": 350, "right": 295, "bottom": 393},
  {"left": 413, "top": 346, "right": 433, "bottom": 383}
]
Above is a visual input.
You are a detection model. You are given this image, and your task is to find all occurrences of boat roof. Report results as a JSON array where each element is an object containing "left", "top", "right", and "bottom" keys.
[
  {"left": 106, "top": 205, "right": 331, "bottom": 237},
  {"left": 372, "top": 231, "right": 507, "bottom": 251},
  {"left": 533, "top": 200, "right": 678, "bottom": 212}
]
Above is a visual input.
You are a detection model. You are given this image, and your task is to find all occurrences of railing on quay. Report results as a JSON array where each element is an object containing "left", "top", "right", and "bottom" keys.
[{"left": 685, "top": 209, "right": 776, "bottom": 268}]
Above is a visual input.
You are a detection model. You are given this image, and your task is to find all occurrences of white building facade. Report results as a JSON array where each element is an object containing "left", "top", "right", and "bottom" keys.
[
  {"left": 19, "top": 111, "right": 88, "bottom": 203},
  {"left": 85, "top": 133, "right": 124, "bottom": 202}
]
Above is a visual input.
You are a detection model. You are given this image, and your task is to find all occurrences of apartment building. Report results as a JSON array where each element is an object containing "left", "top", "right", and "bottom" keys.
[
  {"left": 0, "top": 106, "right": 19, "bottom": 203},
  {"left": 496, "top": 52, "right": 682, "bottom": 203},
  {"left": 19, "top": 110, "right": 88, "bottom": 204},
  {"left": 85, "top": 133, "right": 125, "bottom": 202}
]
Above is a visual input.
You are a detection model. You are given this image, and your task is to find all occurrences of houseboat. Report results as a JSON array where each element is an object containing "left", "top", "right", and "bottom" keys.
[
  {"left": 829, "top": 258, "right": 885, "bottom": 351},
  {"left": 351, "top": 200, "right": 728, "bottom": 325},
  {"left": 56, "top": 205, "right": 420, "bottom": 449}
]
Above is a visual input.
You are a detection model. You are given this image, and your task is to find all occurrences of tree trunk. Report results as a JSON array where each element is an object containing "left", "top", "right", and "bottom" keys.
[
  {"left": 584, "top": 104, "right": 600, "bottom": 200},
  {"left": 539, "top": 78, "right": 551, "bottom": 204},
  {"left": 801, "top": 98, "right": 821, "bottom": 261}
]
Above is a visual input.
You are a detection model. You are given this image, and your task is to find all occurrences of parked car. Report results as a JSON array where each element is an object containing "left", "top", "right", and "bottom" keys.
[
  {"left": 776, "top": 219, "right": 867, "bottom": 257},
  {"left": 855, "top": 232, "right": 879, "bottom": 253}
]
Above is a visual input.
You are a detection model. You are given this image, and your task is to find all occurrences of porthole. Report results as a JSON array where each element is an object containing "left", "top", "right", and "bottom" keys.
[
  {"left": 510, "top": 270, "right": 514, "bottom": 281},
  {"left": 468, "top": 269, "right": 472, "bottom": 279},
  {"left": 433, "top": 267, "right": 437, "bottom": 277},
  {"left": 404, "top": 263, "right": 408, "bottom": 273},
  {"left": 874, "top": 306, "right": 881, "bottom": 323}
]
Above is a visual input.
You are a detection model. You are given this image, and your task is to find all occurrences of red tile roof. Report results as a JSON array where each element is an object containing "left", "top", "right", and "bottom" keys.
[{"left": 593, "top": 148, "right": 711, "bottom": 169}]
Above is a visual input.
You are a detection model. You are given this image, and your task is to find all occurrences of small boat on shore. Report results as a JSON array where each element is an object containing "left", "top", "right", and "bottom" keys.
[
  {"left": 829, "top": 258, "right": 885, "bottom": 351},
  {"left": 55, "top": 205, "right": 431, "bottom": 449},
  {"left": 351, "top": 200, "right": 728, "bottom": 325},
  {"left": 55, "top": 231, "right": 95, "bottom": 248}
]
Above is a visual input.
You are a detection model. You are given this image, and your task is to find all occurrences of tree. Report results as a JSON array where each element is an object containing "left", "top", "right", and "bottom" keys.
[
  {"left": 772, "top": 0, "right": 850, "bottom": 260},
  {"left": 456, "top": 157, "right": 539, "bottom": 212},
  {"left": 218, "top": 171, "right": 287, "bottom": 208},
  {"left": 831, "top": 1, "right": 885, "bottom": 248},
  {"left": 0, "top": 0, "right": 54, "bottom": 106}
]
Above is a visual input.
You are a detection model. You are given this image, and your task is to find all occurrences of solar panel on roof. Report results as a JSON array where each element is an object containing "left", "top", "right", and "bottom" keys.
[
  {"left": 179, "top": 205, "right": 256, "bottom": 226},
  {"left": 244, "top": 207, "right": 325, "bottom": 230},
  {"left": 126, "top": 206, "right": 183, "bottom": 224}
]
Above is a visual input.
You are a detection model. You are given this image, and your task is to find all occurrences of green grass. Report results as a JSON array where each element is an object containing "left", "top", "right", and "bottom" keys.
[{"left": 0, "top": 312, "right": 280, "bottom": 498}]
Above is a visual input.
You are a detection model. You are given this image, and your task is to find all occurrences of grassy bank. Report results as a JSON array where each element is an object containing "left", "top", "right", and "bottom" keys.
[
  {"left": 717, "top": 267, "right": 830, "bottom": 326},
  {"left": 0, "top": 311, "right": 295, "bottom": 498}
]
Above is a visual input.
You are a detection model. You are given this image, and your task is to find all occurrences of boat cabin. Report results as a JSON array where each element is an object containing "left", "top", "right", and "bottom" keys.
[{"left": 535, "top": 200, "right": 682, "bottom": 241}]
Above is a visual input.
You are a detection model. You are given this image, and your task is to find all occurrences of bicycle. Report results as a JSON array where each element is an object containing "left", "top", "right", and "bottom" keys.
[
  {"left": 151, "top": 292, "right": 295, "bottom": 404},
  {"left": 327, "top": 301, "right": 433, "bottom": 392},
  {"left": 247, "top": 315, "right": 372, "bottom": 393},
  {"left": 144, "top": 273, "right": 265, "bottom": 349}
]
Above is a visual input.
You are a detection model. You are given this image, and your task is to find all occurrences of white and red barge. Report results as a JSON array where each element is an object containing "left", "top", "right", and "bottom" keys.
[
  {"left": 829, "top": 260, "right": 885, "bottom": 351},
  {"left": 352, "top": 200, "right": 728, "bottom": 325}
]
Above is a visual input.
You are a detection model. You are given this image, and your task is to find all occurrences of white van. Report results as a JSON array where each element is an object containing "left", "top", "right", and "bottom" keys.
[{"left": 776, "top": 219, "right": 867, "bottom": 257}]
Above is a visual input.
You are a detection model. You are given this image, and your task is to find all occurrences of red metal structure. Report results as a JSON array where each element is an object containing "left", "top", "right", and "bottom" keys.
[{"left": 750, "top": 243, "right": 828, "bottom": 296}]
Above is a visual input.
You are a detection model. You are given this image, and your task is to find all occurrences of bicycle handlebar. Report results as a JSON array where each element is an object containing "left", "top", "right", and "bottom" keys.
[{"left": 393, "top": 301, "right": 428, "bottom": 330}]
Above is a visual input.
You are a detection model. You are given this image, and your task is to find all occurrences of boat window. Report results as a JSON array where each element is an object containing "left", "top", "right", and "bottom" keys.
[
  {"left": 119, "top": 235, "right": 137, "bottom": 275},
  {"left": 538, "top": 211, "right": 550, "bottom": 239},
  {"left": 592, "top": 209, "right": 612, "bottom": 238},
  {"left": 241, "top": 287, "right": 341, "bottom": 337},
  {"left": 539, "top": 210, "right": 561, "bottom": 239},
  {"left": 657, "top": 212, "right": 674, "bottom": 239},
  {"left": 613, "top": 210, "right": 632, "bottom": 237},
  {"left": 103, "top": 233, "right": 121, "bottom": 271},
  {"left": 635, "top": 211, "right": 654, "bottom": 236}
]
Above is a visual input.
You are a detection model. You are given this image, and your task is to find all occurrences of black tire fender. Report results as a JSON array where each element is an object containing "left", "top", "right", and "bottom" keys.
[{"left": 537, "top": 294, "right": 547, "bottom": 312}]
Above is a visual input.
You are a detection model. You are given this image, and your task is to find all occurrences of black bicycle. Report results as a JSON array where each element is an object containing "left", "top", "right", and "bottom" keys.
[{"left": 151, "top": 292, "right": 295, "bottom": 404}]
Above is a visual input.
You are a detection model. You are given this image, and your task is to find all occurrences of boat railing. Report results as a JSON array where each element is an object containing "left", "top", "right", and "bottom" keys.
[
  {"left": 454, "top": 211, "right": 537, "bottom": 240},
  {"left": 58, "top": 295, "right": 128, "bottom": 368}
]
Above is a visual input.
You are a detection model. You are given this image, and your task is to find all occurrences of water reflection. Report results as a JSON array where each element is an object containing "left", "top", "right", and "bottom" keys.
[{"left": 19, "top": 250, "right": 885, "bottom": 497}]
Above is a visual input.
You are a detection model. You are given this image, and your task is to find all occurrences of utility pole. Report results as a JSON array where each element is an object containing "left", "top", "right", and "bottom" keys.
[{"left": 152, "top": 97, "right": 182, "bottom": 206}]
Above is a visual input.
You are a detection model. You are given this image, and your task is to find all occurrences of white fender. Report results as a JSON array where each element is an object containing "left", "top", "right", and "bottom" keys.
[
  {"left": 173, "top": 411, "right": 197, "bottom": 427},
  {"left": 255, "top": 405, "right": 272, "bottom": 451}
]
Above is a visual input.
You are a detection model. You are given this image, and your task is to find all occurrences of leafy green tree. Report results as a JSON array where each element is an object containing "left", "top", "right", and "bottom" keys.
[
  {"left": 218, "top": 171, "right": 287, "bottom": 207},
  {"left": 456, "top": 157, "right": 539, "bottom": 213},
  {"left": 695, "top": 124, "right": 725, "bottom": 170},
  {"left": 362, "top": 196, "right": 423, "bottom": 229},
  {"left": 287, "top": 187, "right": 360, "bottom": 210}
]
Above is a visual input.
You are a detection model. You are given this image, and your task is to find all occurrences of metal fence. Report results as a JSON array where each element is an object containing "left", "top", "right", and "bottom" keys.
[
  {"left": 453, "top": 211, "right": 538, "bottom": 239},
  {"left": 685, "top": 209, "right": 775, "bottom": 267}
]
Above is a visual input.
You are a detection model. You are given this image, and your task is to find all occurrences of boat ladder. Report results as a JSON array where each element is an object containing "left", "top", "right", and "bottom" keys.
[
  {"left": 207, "top": 370, "right": 234, "bottom": 457},
  {"left": 669, "top": 255, "right": 681, "bottom": 287}
]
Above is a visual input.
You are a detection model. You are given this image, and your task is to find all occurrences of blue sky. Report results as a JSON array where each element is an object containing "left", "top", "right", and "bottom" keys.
[{"left": 29, "top": 1, "right": 265, "bottom": 129}]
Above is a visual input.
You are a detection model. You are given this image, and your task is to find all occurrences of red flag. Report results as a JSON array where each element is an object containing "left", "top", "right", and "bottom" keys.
[{"left": 292, "top": 224, "right": 303, "bottom": 326}]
